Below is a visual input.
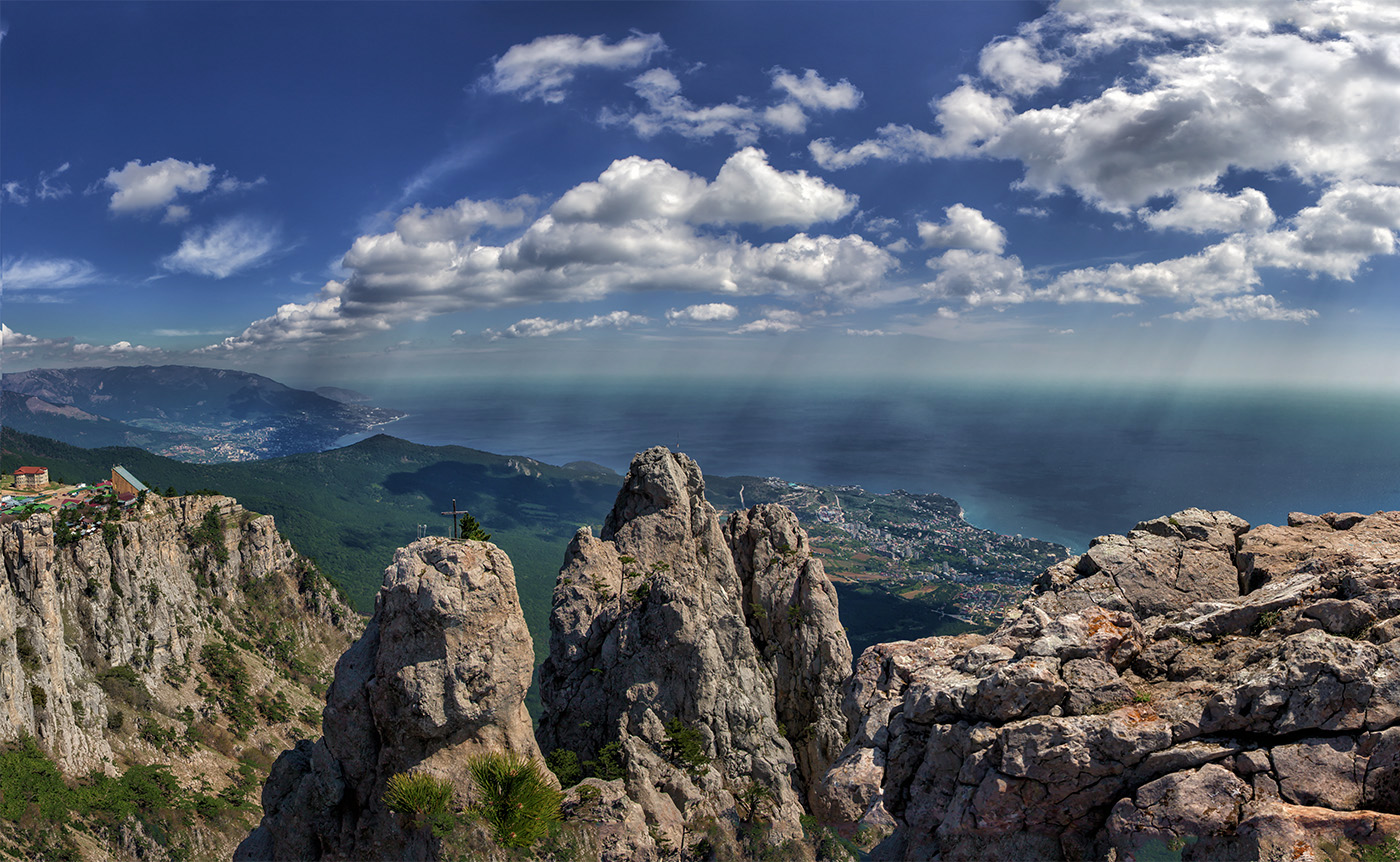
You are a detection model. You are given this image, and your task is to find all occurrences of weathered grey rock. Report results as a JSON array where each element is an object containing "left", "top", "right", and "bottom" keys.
[
  {"left": 1, "top": 494, "right": 358, "bottom": 860},
  {"left": 1106, "top": 764, "right": 1251, "bottom": 860},
  {"left": 238, "top": 537, "right": 541, "bottom": 861},
  {"left": 727, "top": 503, "right": 854, "bottom": 810},
  {"left": 1071, "top": 509, "right": 1249, "bottom": 616},
  {"left": 816, "top": 509, "right": 1400, "bottom": 860},
  {"left": 537, "top": 448, "right": 851, "bottom": 850},
  {"left": 561, "top": 778, "right": 658, "bottom": 862},
  {"left": 1272, "top": 736, "right": 1362, "bottom": 809}
]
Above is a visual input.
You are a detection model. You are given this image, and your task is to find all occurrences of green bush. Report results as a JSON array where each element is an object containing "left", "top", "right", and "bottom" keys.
[
  {"left": 97, "top": 664, "right": 151, "bottom": 709},
  {"left": 584, "top": 741, "right": 625, "bottom": 782},
  {"left": 15, "top": 627, "right": 39, "bottom": 670},
  {"left": 0, "top": 735, "right": 72, "bottom": 824},
  {"left": 256, "top": 689, "right": 293, "bottom": 724},
  {"left": 199, "top": 642, "right": 256, "bottom": 737},
  {"left": 189, "top": 508, "right": 229, "bottom": 563},
  {"left": 662, "top": 717, "right": 710, "bottom": 776},
  {"left": 0, "top": 735, "right": 229, "bottom": 856},
  {"left": 102, "top": 521, "right": 120, "bottom": 550},
  {"left": 458, "top": 511, "right": 491, "bottom": 542},
  {"left": 466, "top": 751, "right": 562, "bottom": 849},
  {"left": 384, "top": 770, "right": 457, "bottom": 837},
  {"left": 546, "top": 748, "right": 582, "bottom": 788}
]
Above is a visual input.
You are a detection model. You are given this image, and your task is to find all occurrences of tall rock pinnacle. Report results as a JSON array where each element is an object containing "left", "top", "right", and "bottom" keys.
[
  {"left": 537, "top": 447, "right": 852, "bottom": 849},
  {"left": 237, "top": 537, "right": 541, "bottom": 861}
]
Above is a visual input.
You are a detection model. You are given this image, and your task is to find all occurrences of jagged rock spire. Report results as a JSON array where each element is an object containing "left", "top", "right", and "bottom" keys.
[{"left": 538, "top": 447, "right": 852, "bottom": 850}]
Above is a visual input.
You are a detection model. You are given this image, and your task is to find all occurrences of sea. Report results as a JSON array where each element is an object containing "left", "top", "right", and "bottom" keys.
[{"left": 335, "top": 378, "right": 1400, "bottom": 553}]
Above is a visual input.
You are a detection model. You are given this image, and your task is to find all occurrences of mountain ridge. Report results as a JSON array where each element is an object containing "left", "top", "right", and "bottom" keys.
[{"left": 2, "top": 365, "right": 404, "bottom": 461}]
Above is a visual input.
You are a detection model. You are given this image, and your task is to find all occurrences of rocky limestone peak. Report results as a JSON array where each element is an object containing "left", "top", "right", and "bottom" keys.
[
  {"left": 817, "top": 508, "right": 1400, "bottom": 861},
  {"left": 601, "top": 445, "right": 711, "bottom": 542},
  {"left": 238, "top": 536, "right": 541, "bottom": 861},
  {"left": 537, "top": 447, "right": 851, "bottom": 853}
]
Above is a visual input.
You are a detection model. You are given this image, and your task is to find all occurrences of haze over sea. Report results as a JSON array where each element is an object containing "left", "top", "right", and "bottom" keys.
[{"left": 337, "top": 379, "right": 1400, "bottom": 553}]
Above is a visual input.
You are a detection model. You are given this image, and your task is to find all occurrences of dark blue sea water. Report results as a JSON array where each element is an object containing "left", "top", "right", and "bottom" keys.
[{"left": 338, "top": 379, "right": 1400, "bottom": 552}]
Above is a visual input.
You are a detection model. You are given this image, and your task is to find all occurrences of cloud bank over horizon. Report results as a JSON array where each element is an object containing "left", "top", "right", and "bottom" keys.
[{"left": 4, "top": 1, "right": 1398, "bottom": 388}]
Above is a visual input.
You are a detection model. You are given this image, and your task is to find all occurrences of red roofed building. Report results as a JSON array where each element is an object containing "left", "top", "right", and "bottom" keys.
[{"left": 13, "top": 466, "right": 49, "bottom": 491}]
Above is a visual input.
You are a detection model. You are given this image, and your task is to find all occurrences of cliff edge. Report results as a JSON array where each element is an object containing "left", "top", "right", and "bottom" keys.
[{"left": 1, "top": 493, "right": 358, "bottom": 860}]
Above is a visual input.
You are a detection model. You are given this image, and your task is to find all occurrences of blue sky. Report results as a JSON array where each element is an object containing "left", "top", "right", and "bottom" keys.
[{"left": 3, "top": 1, "right": 1399, "bottom": 391}]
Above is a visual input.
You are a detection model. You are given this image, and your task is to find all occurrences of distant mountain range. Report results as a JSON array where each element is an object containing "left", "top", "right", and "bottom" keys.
[{"left": 1, "top": 365, "right": 403, "bottom": 461}]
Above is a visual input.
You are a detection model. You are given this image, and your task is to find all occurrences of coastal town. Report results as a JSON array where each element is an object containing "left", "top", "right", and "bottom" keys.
[{"left": 723, "top": 476, "right": 1072, "bottom": 628}]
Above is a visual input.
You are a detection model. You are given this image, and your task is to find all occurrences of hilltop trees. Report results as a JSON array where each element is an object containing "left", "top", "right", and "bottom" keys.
[{"left": 458, "top": 511, "right": 490, "bottom": 542}]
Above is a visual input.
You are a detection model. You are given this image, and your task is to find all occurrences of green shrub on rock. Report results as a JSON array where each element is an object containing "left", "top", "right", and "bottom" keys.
[
  {"left": 383, "top": 770, "right": 456, "bottom": 837},
  {"left": 466, "top": 751, "right": 561, "bottom": 849}
]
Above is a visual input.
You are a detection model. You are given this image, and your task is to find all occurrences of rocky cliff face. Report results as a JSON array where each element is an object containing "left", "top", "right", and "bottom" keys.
[
  {"left": 1, "top": 494, "right": 358, "bottom": 858},
  {"left": 238, "top": 537, "right": 542, "bottom": 861},
  {"left": 818, "top": 508, "right": 1400, "bottom": 860},
  {"left": 537, "top": 447, "right": 852, "bottom": 853},
  {"left": 726, "top": 503, "right": 851, "bottom": 811}
]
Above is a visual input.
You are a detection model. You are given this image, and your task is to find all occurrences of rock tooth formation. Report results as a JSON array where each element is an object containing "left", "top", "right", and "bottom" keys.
[
  {"left": 726, "top": 503, "right": 851, "bottom": 811},
  {"left": 537, "top": 447, "right": 852, "bottom": 850},
  {"left": 237, "top": 537, "right": 542, "bottom": 861},
  {"left": 817, "top": 507, "right": 1400, "bottom": 861}
]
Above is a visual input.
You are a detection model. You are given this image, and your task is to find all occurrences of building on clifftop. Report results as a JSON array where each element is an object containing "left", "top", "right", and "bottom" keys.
[
  {"left": 111, "top": 465, "right": 148, "bottom": 497},
  {"left": 13, "top": 466, "right": 49, "bottom": 491}
]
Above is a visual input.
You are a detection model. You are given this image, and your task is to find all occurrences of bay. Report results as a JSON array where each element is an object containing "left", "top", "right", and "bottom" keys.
[{"left": 338, "top": 379, "right": 1400, "bottom": 552}]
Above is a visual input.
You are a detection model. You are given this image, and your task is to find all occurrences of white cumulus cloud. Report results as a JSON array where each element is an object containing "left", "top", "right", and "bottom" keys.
[
  {"left": 487, "top": 310, "right": 648, "bottom": 339},
  {"left": 1140, "top": 188, "right": 1276, "bottom": 234},
  {"left": 200, "top": 151, "right": 891, "bottom": 352},
  {"left": 732, "top": 308, "right": 805, "bottom": 334},
  {"left": 553, "top": 147, "right": 855, "bottom": 228},
  {"left": 918, "top": 204, "right": 1008, "bottom": 254},
  {"left": 0, "top": 324, "right": 163, "bottom": 359},
  {"left": 1166, "top": 294, "right": 1317, "bottom": 323},
  {"left": 978, "top": 36, "right": 1063, "bottom": 96},
  {"left": 666, "top": 302, "right": 739, "bottom": 323},
  {"left": 103, "top": 158, "right": 215, "bottom": 216},
  {"left": 483, "top": 32, "right": 665, "bottom": 103},
  {"left": 923, "top": 249, "right": 1032, "bottom": 308},
  {"left": 771, "top": 68, "right": 862, "bottom": 111},
  {"left": 609, "top": 65, "right": 863, "bottom": 144}
]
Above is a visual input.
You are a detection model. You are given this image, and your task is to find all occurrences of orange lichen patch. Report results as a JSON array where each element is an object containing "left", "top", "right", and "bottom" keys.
[
  {"left": 1112, "top": 704, "right": 1160, "bottom": 724},
  {"left": 1290, "top": 839, "right": 1315, "bottom": 861},
  {"left": 1083, "top": 606, "right": 1129, "bottom": 639}
]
